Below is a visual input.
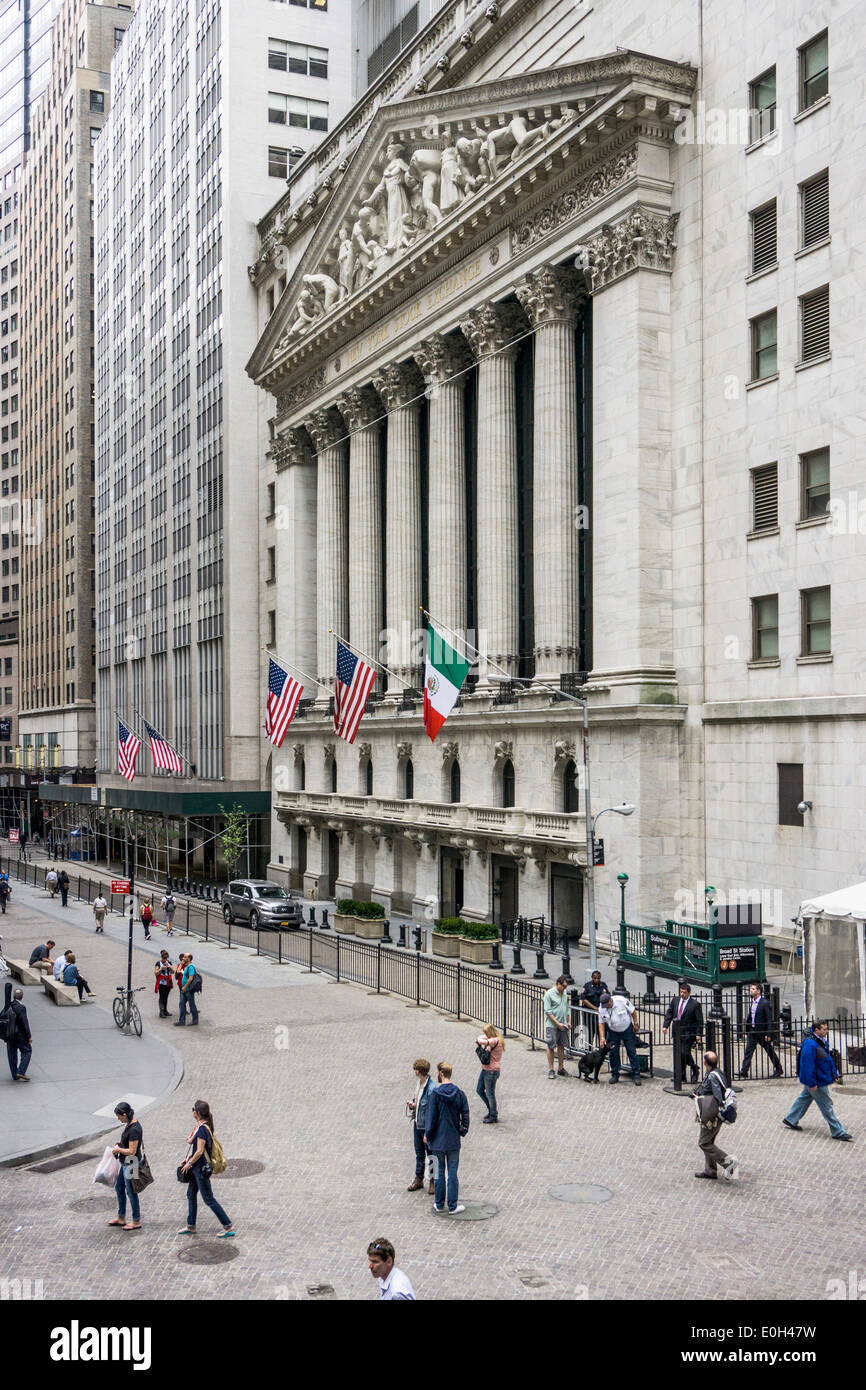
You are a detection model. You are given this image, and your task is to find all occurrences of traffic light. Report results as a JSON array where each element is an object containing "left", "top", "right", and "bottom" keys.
[{"left": 592, "top": 837, "right": 605, "bottom": 867}]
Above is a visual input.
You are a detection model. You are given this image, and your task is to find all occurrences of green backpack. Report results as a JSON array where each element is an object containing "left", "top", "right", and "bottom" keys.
[{"left": 204, "top": 1125, "right": 226, "bottom": 1175}]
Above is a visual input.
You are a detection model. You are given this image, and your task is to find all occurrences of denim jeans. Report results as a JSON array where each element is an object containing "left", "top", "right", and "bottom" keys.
[
  {"left": 413, "top": 1124, "right": 427, "bottom": 1178},
  {"left": 179, "top": 990, "right": 199, "bottom": 1023},
  {"left": 432, "top": 1149, "right": 460, "bottom": 1211},
  {"left": 608, "top": 1024, "right": 640, "bottom": 1078},
  {"left": 785, "top": 1084, "right": 846, "bottom": 1138},
  {"left": 476, "top": 1069, "right": 499, "bottom": 1119},
  {"left": 115, "top": 1165, "right": 141, "bottom": 1223},
  {"left": 72, "top": 976, "right": 91, "bottom": 1000},
  {"left": 187, "top": 1163, "right": 232, "bottom": 1229},
  {"left": 6, "top": 1041, "right": 31, "bottom": 1078}
]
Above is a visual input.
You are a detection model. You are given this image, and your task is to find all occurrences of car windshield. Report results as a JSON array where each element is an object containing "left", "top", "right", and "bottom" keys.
[{"left": 256, "top": 885, "right": 289, "bottom": 900}]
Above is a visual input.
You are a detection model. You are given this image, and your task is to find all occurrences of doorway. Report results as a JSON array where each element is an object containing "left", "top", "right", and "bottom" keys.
[
  {"left": 550, "top": 863, "right": 583, "bottom": 942},
  {"left": 327, "top": 830, "right": 340, "bottom": 899},
  {"left": 492, "top": 854, "right": 518, "bottom": 924},
  {"left": 440, "top": 848, "right": 463, "bottom": 919}
]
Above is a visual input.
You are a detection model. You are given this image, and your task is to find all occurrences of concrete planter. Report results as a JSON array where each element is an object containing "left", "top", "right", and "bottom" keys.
[
  {"left": 334, "top": 912, "right": 385, "bottom": 939},
  {"left": 459, "top": 937, "right": 500, "bottom": 965},
  {"left": 334, "top": 913, "right": 356, "bottom": 935},
  {"left": 432, "top": 930, "right": 461, "bottom": 958}
]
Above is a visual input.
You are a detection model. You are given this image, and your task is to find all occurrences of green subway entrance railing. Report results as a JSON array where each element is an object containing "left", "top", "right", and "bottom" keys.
[{"left": 618, "top": 920, "right": 765, "bottom": 987}]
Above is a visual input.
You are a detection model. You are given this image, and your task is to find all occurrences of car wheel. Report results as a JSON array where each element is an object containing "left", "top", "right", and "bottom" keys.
[{"left": 223, "top": 904, "right": 234, "bottom": 925}]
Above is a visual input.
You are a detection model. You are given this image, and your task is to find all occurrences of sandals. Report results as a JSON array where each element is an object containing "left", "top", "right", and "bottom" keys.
[
  {"left": 123, "top": 1223, "right": 141, "bottom": 1232},
  {"left": 177, "top": 1227, "right": 196, "bottom": 1235},
  {"left": 218, "top": 1229, "right": 235, "bottom": 1239},
  {"left": 107, "top": 1218, "right": 125, "bottom": 1227}
]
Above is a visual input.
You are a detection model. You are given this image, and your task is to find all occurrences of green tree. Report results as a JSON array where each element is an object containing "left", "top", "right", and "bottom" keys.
[{"left": 219, "top": 804, "right": 248, "bottom": 880}]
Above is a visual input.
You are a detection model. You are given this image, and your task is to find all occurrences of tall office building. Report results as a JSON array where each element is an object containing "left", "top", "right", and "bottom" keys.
[{"left": 0, "top": 0, "right": 62, "bottom": 163}]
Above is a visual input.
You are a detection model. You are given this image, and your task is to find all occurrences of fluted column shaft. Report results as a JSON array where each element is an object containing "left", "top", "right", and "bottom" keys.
[
  {"left": 516, "top": 266, "right": 585, "bottom": 677},
  {"left": 308, "top": 407, "right": 348, "bottom": 694},
  {"left": 373, "top": 363, "right": 424, "bottom": 688},
  {"left": 338, "top": 386, "right": 382, "bottom": 686}
]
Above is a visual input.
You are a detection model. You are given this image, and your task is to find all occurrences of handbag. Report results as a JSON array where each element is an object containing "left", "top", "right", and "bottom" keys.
[
  {"left": 131, "top": 1153, "right": 154, "bottom": 1194},
  {"left": 476, "top": 1042, "right": 492, "bottom": 1065},
  {"left": 177, "top": 1143, "right": 194, "bottom": 1183},
  {"left": 694, "top": 1093, "right": 719, "bottom": 1124}
]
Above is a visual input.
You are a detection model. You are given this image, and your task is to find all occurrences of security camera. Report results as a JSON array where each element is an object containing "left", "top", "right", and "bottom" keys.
[{"left": 796, "top": 800, "right": 812, "bottom": 815}]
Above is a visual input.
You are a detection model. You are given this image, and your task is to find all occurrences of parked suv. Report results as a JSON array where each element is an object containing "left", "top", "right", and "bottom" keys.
[{"left": 221, "top": 880, "right": 303, "bottom": 931}]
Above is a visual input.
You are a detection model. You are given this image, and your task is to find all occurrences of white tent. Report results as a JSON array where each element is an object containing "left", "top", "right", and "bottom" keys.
[
  {"left": 799, "top": 884, "right": 866, "bottom": 1019},
  {"left": 799, "top": 882, "right": 866, "bottom": 920}
]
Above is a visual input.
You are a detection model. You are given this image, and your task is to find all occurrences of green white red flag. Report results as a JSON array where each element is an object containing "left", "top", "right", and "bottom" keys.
[{"left": 423, "top": 625, "right": 471, "bottom": 741}]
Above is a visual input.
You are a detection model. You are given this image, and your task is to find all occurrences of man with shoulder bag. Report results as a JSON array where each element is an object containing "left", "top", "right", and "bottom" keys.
[{"left": 692, "top": 1050, "right": 739, "bottom": 1182}]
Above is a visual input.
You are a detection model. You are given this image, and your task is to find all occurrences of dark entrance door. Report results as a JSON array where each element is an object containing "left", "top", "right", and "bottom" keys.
[
  {"left": 440, "top": 848, "right": 464, "bottom": 918},
  {"left": 491, "top": 854, "right": 518, "bottom": 924},
  {"left": 327, "top": 830, "right": 339, "bottom": 899},
  {"left": 550, "top": 863, "right": 583, "bottom": 942}
]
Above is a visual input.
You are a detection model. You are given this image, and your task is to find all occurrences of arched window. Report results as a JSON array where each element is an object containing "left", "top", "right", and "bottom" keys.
[
  {"left": 404, "top": 758, "right": 414, "bottom": 800},
  {"left": 563, "top": 758, "right": 579, "bottom": 814},
  {"left": 502, "top": 758, "right": 515, "bottom": 808},
  {"left": 449, "top": 759, "right": 461, "bottom": 803},
  {"left": 365, "top": 758, "right": 373, "bottom": 796},
  {"left": 330, "top": 758, "right": 337, "bottom": 793}
]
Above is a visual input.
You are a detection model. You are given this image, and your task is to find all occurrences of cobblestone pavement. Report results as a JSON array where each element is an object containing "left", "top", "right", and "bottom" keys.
[{"left": 0, "top": 878, "right": 862, "bottom": 1302}]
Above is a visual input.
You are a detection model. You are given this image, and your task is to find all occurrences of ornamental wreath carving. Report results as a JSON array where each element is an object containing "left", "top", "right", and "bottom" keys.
[{"left": 510, "top": 145, "right": 638, "bottom": 255}]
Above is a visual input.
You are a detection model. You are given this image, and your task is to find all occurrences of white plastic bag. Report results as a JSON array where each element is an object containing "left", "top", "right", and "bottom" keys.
[{"left": 92, "top": 1145, "right": 120, "bottom": 1186}]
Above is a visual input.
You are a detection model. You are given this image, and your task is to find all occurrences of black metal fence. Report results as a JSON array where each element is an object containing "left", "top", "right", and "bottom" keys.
[{"left": 500, "top": 915, "right": 570, "bottom": 953}]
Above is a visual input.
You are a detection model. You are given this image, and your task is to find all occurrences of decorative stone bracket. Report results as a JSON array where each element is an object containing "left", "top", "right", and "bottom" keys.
[{"left": 576, "top": 207, "right": 679, "bottom": 292}]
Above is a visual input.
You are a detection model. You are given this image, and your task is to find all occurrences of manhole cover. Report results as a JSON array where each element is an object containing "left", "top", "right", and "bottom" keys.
[
  {"left": 441, "top": 1201, "right": 499, "bottom": 1221},
  {"left": 516, "top": 1269, "right": 550, "bottom": 1289},
  {"left": 69, "top": 1193, "right": 117, "bottom": 1212},
  {"left": 177, "top": 1242, "right": 239, "bottom": 1265},
  {"left": 214, "top": 1159, "right": 265, "bottom": 1179},
  {"left": 32, "top": 1152, "right": 99, "bottom": 1174},
  {"left": 307, "top": 1284, "right": 336, "bottom": 1299},
  {"left": 548, "top": 1183, "right": 614, "bottom": 1205}
]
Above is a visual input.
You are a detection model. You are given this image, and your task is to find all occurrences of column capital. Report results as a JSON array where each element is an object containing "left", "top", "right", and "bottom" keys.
[
  {"left": 575, "top": 208, "right": 680, "bottom": 292},
  {"left": 335, "top": 384, "right": 381, "bottom": 432},
  {"left": 306, "top": 406, "right": 345, "bottom": 452},
  {"left": 414, "top": 331, "right": 473, "bottom": 389},
  {"left": 271, "top": 427, "right": 312, "bottom": 471},
  {"left": 459, "top": 301, "right": 528, "bottom": 360},
  {"left": 371, "top": 360, "right": 424, "bottom": 412},
  {"left": 514, "top": 263, "right": 585, "bottom": 328}
]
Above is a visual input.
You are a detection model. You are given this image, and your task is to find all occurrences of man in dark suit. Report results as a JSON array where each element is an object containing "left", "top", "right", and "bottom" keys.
[
  {"left": 738, "top": 982, "right": 782, "bottom": 1078},
  {"left": 662, "top": 981, "right": 703, "bottom": 1083}
]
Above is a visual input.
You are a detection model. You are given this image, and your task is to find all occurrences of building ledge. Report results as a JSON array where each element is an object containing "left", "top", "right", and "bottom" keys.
[
  {"left": 796, "top": 653, "right": 832, "bottom": 665},
  {"left": 795, "top": 514, "right": 829, "bottom": 531},
  {"left": 703, "top": 694, "right": 860, "bottom": 722},
  {"left": 793, "top": 94, "right": 830, "bottom": 124},
  {"left": 795, "top": 353, "right": 831, "bottom": 372},
  {"left": 795, "top": 236, "right": 830, "bottom": 260},
  {"left": 746, "top": 526, "right": 780, "bottom": 542},
  {"left": 746, "top": 372, "right": 779, "bottom": 391}
]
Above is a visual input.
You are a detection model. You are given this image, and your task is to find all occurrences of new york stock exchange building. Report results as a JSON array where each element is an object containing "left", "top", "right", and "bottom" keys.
[{"left": 247, "top": 0, "right": 858, "bottom": 956}]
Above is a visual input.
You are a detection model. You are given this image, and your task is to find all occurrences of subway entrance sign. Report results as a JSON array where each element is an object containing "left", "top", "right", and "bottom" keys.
[{"left": 618, "top": 904, "right": 765, "bottom": 986}]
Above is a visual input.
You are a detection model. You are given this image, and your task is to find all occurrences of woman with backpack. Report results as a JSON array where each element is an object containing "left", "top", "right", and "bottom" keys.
[
  {"left": 139, "top": 901, "right": 154, "bottom": 941},
  {"left": 475, "top": 1023, "right": 505, "bottom": 1124},
  {"left": 57, "top": 869, "right": 70, "bottom": 907},
  {"left": 177, "top": 1100, "right": 234, "bottom": 1238}
]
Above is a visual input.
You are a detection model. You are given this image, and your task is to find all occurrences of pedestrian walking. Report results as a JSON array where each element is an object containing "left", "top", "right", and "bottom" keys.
[
  {"left": 174, "top": 953, "right": 199, "bottom": 1026},
  {"left": 53, "top": 949, "right": 73, "bottom": 981},
  {"left": 45, "top": 867, "right": 58, "bottom": 898},
  {"left": 783, "top": 1020, "right": 853, "bottom": 1141},
  {"left": 92, "top": 894, "right": 108, "bottom": 932},
  {"left": 161, "top": 890, "right": 177, "bottom": 936},
  {"left": 662, "top": 981, "right": 703, "bottom": 1084},
  {"left": 57, "top": 869, "right": 70, "bottom": 907},
  {"left": 737, "top": 983, "right": 782, "bottom": 1079},
  {"left": 424, "top": 1061, "right": 470, "bottom": 1215},
  {"left": 2, "top": 982, "right": 33, "bottom": 1081},
  {"left": 154, "top": 951, "right": 174, "bottom": 1018},
  {"left": 139, "top": 901, "right": 154, "bottom": 941},
  {"left": 27, "top": 939, "right": 55, "bottom": 974},
  {"left": 0, "top": 872, "right": 10, "bottom": 914},
  {"left": 598, "top": 989, "right": 642, "bottom": 1086},
  {"left": 177, "top": 1100, "right": 234, "bottom": 1237},
  {"left": 543, "top": 975, "right": 572, "bottom": 1079},
  {"left": 18, "top": 830, "right": 27, "bottom": 862},
  {"left": 62, "top": 953, "right": 95, "bottom": 1002},
  {"left": 367, "top": 1238, "right": 416, "bottom": 1300},
  {"left": 406, "top": 1058, "right": 436, "bottom": 1194},
  {"left": 108, "top": 1101, "right": 144, "bottom": 1232},
  {"left": 692, "top": 1051, "right": 738, "bottom": 1181},
  {"left": 475, "top": 1023, "right": 504, "bottom": 1123}
]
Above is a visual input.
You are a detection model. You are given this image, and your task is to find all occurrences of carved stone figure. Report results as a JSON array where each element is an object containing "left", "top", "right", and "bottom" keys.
[
  {"left": 474, "top": 114, "right": 550, "bottom": 176},
  {"left": 303, "top": 272, "right": 340, "bottom": 315},
  {"left": 407, "top": 149, "right": 443, "bottom": 229},
  {"left": 278, "top": 287, "right": 319, "bottom": 347},
  {"left": 455, "top": 136, "right": 491, "bottom": 193},
  {"left": 438, "top": 144, "right": 464, "bottom": 212},
  {"left": 370, "top": 141, "right": 413, "bottom": 251},
  {"left": 336, "top": 223, "right": 356, "bottom": 300},
  {"left": 351, "top": 205, "right": 386, "bottom": 288}
]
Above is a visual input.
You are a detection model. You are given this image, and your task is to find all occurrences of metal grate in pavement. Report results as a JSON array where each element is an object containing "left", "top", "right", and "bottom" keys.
[
  {"left": 548, "top": 1183, "right": 614, "bottom": 1205},
  {"left": 307, "top": 1284, "right": 336, "bottom": 1299},
  {"left": 214, "top": 1159, "right": 265, "bottom": 1179},
  {"left": 31, "top": 1152, "right": 98, "bottom": 1173},
  {"left": 68, "top": 1193, "right": 116, "bottom": 1211},
  {"left": 177, "top": 1243, "right": 239, "bottom": 1265},
  {"left": 443, "top": 1200, "right": 499, "bottom": 1221}
]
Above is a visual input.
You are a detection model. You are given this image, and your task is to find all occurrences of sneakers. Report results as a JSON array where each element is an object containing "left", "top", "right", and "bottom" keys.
[
  {"left": 632, "top": 1076, "right": 642, "bottom": 1086},
  {"left": 721, "top": 1155, "right": 739, "bottom": 1182},
  {"left": 433, "top": 1205, "right": 445, "bottom": 1214},
  {"left": 482, "top": 1115, "right": 498, "bottom": 1123},
  {"left": 548, "top": 1069, "right": 556, "bottom": 1079},
  {"left": 782, "top": 1119, "right": 802, "bottom": 1131},
  {"left": 557, "top": 1068, "right": 570, "bottom": 1077},
  {"left": 608, "top": 1075, "right": 619, "bottom": 1085},
  {"left": 449, "top": 1204, "right": 466, "bottom": 1215},
  {"left": 833, "top": 1133, "right": 854, "bottom": 1142}
]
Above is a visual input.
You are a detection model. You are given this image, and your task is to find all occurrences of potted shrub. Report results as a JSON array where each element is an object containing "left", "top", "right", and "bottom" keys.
[
  {"left": 334, "top": 898, "right": 386, "bottom": 939},
  {"left": 431, "top": 917, "right": 463, "bottom": 958},
  {"left": 458, "top": 921, "right": 501, "bottom": 965}
]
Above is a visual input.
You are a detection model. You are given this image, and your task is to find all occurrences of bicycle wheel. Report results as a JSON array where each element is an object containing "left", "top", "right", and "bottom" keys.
[
  {"left": 130, "top": 1002, "right": 142, "bottom": 1037},
  {"left": 112, "top": 996, "right": 125, "bottom": 1029}
]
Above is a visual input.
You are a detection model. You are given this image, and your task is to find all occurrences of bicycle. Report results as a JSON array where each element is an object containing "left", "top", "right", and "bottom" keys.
[
  {"left": 0, "top": 934, "right": 9, "bottom": 977},
  {"left": 113, "top": 984, "right": 145, "bottom": 1036}
]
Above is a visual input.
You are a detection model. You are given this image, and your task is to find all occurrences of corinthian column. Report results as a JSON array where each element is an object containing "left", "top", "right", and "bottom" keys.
[
  {"left": 307, "top": 406, "right": 348, "bottom": 695},
  {"left": 337, "top": 385, "right": 383, "bottom": 686},
  {"left": 515, "top": 264, "right": 585, "bottom": 678},
  {"left": 459, "top": 301, "right": 527, "bottom": 678},
  {"left": 372, "top": 361, "right": 424, "bottom": 687},
  {"left": 414, "top": 332, "right": 473, "bottom": 640}
]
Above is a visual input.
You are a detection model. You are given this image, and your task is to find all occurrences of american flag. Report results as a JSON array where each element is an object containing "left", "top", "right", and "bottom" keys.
[
  {"left": 117, "top": 720, "right": 141, "bottom": 782},
  {"left": 265, "top": 658, "right": 303, "bottom": 748},
  {"left": 143, "top": 719, "right": 183, "bottom": 774},
  {"left": 334, "top": 641, "right": 375, "bottom": 744}
]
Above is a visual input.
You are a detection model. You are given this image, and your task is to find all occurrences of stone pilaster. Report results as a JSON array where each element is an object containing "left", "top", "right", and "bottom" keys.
[
  {"left": 515, "top": 265, "right": 585, "bottom": 678},
  {"left": 459, "top": 302, "right": 527, "bottom": 678},
  {"left": 307, "top": 406, "right": 348, "bottom": 695},
  {"left": 372, "top": 361, "right": 425, "bottom": 688},
  {"left": 271, "top": 427, "right": 317, "bottom": 698},
  {"left": 337, "top": 385, "right": 383, "bottom": 688},
  {"left": 414, "top": 332, "right": 473, "bottom": 640},
  {"left": 411, "top": 838, "right": 441, "bottom": 922}
]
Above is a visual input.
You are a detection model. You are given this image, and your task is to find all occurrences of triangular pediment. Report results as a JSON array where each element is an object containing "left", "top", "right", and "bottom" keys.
[{"left": 246, "top": 51, "right": 696, "bottom": 390}]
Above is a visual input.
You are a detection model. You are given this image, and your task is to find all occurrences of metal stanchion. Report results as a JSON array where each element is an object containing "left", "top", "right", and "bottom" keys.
[
  {"left": 560, "top": 948, "right": 573, "bottom": 985},
  {"left": 320, "top": 907, "right": 330, "bottom": 929},
  {"left": 645, "top": 970, "right": 659, "bottom": 1003},
  {"left": 397, "top": 923, "right": 407, "bottom": 948},
  {"left": 510, "top": 943, "right": 526, "bottom": 975},
  {"left": 532, "top": 950, "right": 549, "bottom": 981},
  {"left": 308, "top": 906, "right": 318, "bottom": 927},
  {"left": 488, "top": 940, "right": 503, "bottom": 971},
  {"left": 381, "top": 917, "right": 393, "bottom": 945},
  {"left": 663, "top": 1018, "right": 691, "bottom": 1097}
]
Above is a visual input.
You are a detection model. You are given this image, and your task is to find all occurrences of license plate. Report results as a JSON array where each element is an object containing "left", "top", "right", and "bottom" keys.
[{"left": 280, "top": 921, "right": 289, "bottom": 927}]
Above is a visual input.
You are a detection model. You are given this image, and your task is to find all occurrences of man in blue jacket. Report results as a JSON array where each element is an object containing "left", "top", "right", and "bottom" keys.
[
  {"left": 424, "top": 1061, "right": 470, "bottom": 1215},
  {"left": 783, "top": 1021, "right": 853, "bottom": 1141}
]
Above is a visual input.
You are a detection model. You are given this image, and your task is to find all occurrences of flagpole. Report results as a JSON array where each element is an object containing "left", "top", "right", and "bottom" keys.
[
  {"left": 130, "top": 705, "right": 196, "bottom": 775},
  {"left": 328, "top": 629, "right": 414, "bottom": 690},
  {"left": 260, "top": 646, "right": 332, "bottom": 698},
  {"left": 418, "top": 606, "right": 515, "bottom": 681}
]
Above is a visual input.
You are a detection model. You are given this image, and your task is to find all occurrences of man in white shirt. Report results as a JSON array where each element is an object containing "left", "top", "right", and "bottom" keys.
[
  {"left": 53, "top": 950, "right": 73, "bottom": 981},
  {"left": 367, "top": 1238, "right": 416, "bottom": 1300},
  {"left": 598, "top": 989, "right": 642, "bottom": 1086},
  {"left": 93, "top": 895, "right": 108, "bottom": 932}
]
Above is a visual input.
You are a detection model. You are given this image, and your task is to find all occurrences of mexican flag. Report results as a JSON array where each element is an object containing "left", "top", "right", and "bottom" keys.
[{"left": 423, "top": 624, "right": 471, "bottom": 741}]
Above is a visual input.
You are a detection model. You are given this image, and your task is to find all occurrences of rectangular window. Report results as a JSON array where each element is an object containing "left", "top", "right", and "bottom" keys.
[
  {"left": 750, "top": 200, "right": 777, "bottom": 273},
  {"left": 801, "top": 586, "right": 831, "bottom": 655},
  {"left": 268, "top": 38, "right": 288, "bottom": 70},
  {"left": 800, "top": 447, "right": 830, "bottom": 520},
  {"left": 90, "top": 90, "right": 105, "bottom": 113},
  {"left": 268, "top": 93, "right": 287, "bottom": 125},
  {"left": 800, "top": 169, "right": 829, "bottom": 248},
  {"left": 268, "top": 146, "right": 288, "bottom": 179},
  {"left": 778, "top": 763, "right": 805, "bottom": 826},
  {"left": 289, "top": 0, "right": 328, "bottom": 8},
  {"left": 90, "top": 127, "right": 100, "bottom": 147},
  {"left": 751, "top": 594, "right": 779, "bottom": 660},
  {"left": 800, "top": 284, "right": 829, "bottom": 362},
  {"left": 749, "top": 67, "right": 776, "bottom": 142},
  {"left": 799, "top": 30, "right": 829, "bottom": 110},
  {"left": 751, "top": 309, "right": 778, "bottom": 380},
  {"left": 752, "top": 462, "right": 778, "bottom": 531}
]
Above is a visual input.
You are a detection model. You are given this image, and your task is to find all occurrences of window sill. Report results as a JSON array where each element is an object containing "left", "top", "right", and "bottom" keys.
[
  {"left": 795, "top": 515, "right": 829, "bottom": 531},
  {"left": 746, "top": 128, "right": 778, "bottom": 156},
  {"left": 746, "top": 263, "right": 778, "bottom": 284},
  {"left": 795, "top": 236, "right": 830, "bottom": 260},
  {"left": 746, "top": 372, "right": 779, "bottom": 391},
  {"left": 748, "top": 659, "right": 780, "bottom": 669},
  {"left": 796, "top": 653, "right": 832, "bottom": 665},
  {"left": 747, "top": 526, "right": 780, "bottom": 541},
  {"left": 794, "top": 94, "right": 830, "bottom": 124},
  {"left": 795, "top": 353, "right": 831, "bottom": 372}
]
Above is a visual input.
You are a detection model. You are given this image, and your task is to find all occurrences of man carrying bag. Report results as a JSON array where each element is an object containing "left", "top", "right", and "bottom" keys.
[{"left": 692, "top": 1050, "right": 738, "bottom": 1183}]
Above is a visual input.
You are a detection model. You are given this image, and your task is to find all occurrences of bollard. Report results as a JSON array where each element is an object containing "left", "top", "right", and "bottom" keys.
[
  {"left": 560, "top": 952, "right": 573, "bottom": 985},
  {"left": 532, "top": 949, "right": 549, "bottom": 981},
  {"left": 397, "top": 923, "right": 407, "bottom": 948},
  {"left": 488, "top": 940, "right": 503, "bottom": 971},
  {"left": 645, "top": 970, "right": 659, "bottom": 1003},
  {"left": 412, "top": 925, "right": 422, "bottom": 952},
  {"left": 615, "top": 960, "right": 626, "bottom": 990},
  {"left": 308, "top": 906, "right": 318, "bottom": 927},
  {"left": 321, "top": 907, "right": 329, "bottom": 928},
  {"left": 510, "top": 943, "right": 526, "bottom": 975},
  {"left": 663, "top": 1017, "right": 693, "bottom": 1098},
  {"left": 780, "top": 1002, "right": 793, "bottom": 1037},
  {"left": 381, "top": 917, "right": 393, "bottom": 945}
]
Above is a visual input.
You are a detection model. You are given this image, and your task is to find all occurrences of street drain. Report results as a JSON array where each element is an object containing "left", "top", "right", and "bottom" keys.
[
  {"left": 516, "top": 1269, "right": 550, "bottom": 1289},
  {"left": 214, "top": 1159, "right": 265, "bottom": 1179},
  {"left": 548, "top": 1183, "right": 614, "bottom": 1205},
  {"left": 307, "top": 1284, "right": 336, "bottom": 1299},
  {"left": 442, "top": 1201, "right": 499, "bottom": 1221},
  {"left": 32, "top": 1152, "right": 99, "bottom": 1174},
  {"left": 177, "top": 1242, "right": 239, "bottom": 1265},
  {"left": 68, "top": 1193, "right": 116, "bottom": 1212}
]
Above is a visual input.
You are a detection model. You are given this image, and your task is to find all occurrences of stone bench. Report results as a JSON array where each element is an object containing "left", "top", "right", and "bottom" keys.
[
  {"left": 41, "top": 976, "right": 82, "bottom": 1006},
  {"left": 6, "top": 959, "right": 45, "bottom": 986}
]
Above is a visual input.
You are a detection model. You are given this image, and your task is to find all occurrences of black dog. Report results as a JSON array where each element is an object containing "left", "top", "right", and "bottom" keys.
[{"left": 578, "top": 1041, "right": 610, "bottom": 1083}]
